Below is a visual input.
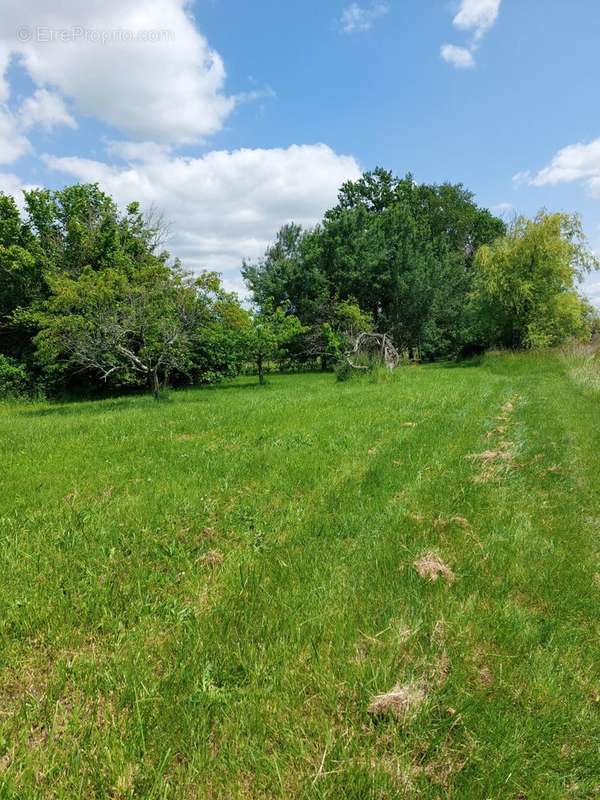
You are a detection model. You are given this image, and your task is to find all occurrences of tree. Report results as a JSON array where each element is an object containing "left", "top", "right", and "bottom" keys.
[
  {"left": 0, "top": 193, "right": 46, "bottom": 365},
  {"left": 32, "top": 266, "right": 228, "bottom": 399},
  {"left": 244, "top": 307, "right": 304, "bottom": 384},
  {"left": 242, "top": 223, "right": 329, "bottom": 323},
  {"left": 471, "top": 212, "right": 599, "bottom": 349},
  {"left": 244, "top": 169, "right": 505, "bottom": 360},
  {"left": 303, "top": 299, "right": 374, "bottom": 368}
]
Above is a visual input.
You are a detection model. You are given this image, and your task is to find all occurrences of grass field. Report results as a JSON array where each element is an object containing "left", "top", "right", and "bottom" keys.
[{"left": 1, "top": 351, "right": 599, "bottom": 799}]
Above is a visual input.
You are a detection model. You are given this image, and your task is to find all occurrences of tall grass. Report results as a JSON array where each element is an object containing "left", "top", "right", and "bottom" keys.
[{"left": 559, "top": 339, "right": 600, "bottom": 393}]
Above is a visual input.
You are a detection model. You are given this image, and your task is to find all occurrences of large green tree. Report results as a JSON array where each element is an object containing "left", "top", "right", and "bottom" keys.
[{"left": 244, "top": 169, "right": 505, "bottom": 359}]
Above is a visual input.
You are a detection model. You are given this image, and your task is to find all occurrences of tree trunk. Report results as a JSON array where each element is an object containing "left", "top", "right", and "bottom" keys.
[
  {"left": 152, "top": 369, "right": 161, "bottom": 400},
  {"left": 257, "top": 357, "right": 265, "bottom": 385}
]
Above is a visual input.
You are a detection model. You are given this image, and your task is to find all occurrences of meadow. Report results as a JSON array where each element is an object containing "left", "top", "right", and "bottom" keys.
[{"left": 1, "top": 351, "right": 599, "bottom": 799}]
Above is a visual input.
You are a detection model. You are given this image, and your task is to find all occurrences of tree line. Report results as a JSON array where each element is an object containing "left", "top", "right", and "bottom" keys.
[{"left": 0, "top": 170, "right": 598, "bottom": 399}]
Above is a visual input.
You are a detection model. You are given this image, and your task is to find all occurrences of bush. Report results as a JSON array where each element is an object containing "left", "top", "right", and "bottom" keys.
[
  {"left": 335, "top": 359, "right": 354, "bottom": 382},
  {"left": 0, "top": 355, "right": 29, "bottom": 399}
]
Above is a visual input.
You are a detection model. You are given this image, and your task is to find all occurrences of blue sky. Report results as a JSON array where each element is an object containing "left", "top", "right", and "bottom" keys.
[{"left": 1, "top": 1, "right": 599, "bottom": 303}]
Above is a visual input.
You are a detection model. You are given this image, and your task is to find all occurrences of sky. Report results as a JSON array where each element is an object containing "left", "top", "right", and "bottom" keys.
[{"left": 1, "top": 0, "right": 599, "bottom": 305}]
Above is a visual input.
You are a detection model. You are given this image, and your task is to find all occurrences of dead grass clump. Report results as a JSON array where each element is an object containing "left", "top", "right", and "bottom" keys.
[
  {"left": 472, "top": 395, "right": 521, "bottom": 481},
  {"left": 414, "top": 553, "right": 455, "bottom": 584},
  {"left": 469, "top": 449, "right": 513, "bottom": 464},
  {"left": 478, "top": 665, "right": 493, "bottom": 687},
  {"left": 434, "top": 651, "right": 450, "bottom": 687},
  {"left": 434, "top": 515, "right": 471, "bottom": 530},
  {"left": 198, "top": 550, "right": 224, "bottom": 566},
  {"left": 367, "top": 682, "right": 427, "bottom": 720},
  {"left": 431, "top": 619, "right": 447, "bottom": 646},
  {"left": 451, "top": 516, "right": 471, "bottom": 529}
]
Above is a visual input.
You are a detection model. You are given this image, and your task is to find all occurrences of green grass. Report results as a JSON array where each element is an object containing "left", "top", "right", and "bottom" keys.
[{"left": 1, "top": 352, "right": 599, "bottom": 799}]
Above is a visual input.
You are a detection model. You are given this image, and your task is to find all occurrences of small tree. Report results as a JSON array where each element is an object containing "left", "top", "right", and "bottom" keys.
[
  {"left": 32, "top": 266, "right": 213, "bottom": 399},
  {"left": 245, "top": 307, "right": 304, "bottom": 384},
  {"left": 303, "top": 300, "right": 374, "bottom": 369},
  {"left": 471, "top": 212, "right": 599, "bottom": 349}
]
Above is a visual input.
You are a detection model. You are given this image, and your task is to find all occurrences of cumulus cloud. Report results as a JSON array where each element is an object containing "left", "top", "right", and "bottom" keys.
[
  {"left": 440, "top": 44, "right": 475, "bottom": 69},
  {"left": 43, "top": 144, "right": 361, "bottom": 292},
  {"left": 441, "top": 0, "right": 502, "bottom": 69},
  {"left": 0, "top": 109, "right": 30, "bottom": 164},
  {"left": 19, "top": 89, "right": 77, "bottom": 132},
  {"left": 2, "top": 0, "right": 234, "bottom": 144},
  {"left": 520, "top": 138, "right": 600, "bottom": 197},
  {"left": 340, "top": 2, "right": 390, "bottom": 33},
  {"left": 0, "top": 171, "right": 28, "bottom": 197},
  {"left": 0, "top": 89, "right": 77, "bottom": 166},
  {"left": 0, "top": 47, "right": 10, "bottom": 103}
]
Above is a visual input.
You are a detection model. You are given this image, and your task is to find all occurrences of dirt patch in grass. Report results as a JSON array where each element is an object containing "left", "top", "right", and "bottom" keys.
[{"left": 414, "top": 553, "right": 455, "bottom": 584}]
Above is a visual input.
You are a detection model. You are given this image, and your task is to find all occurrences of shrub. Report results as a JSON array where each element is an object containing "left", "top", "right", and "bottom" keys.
[
  {"left": 335, "top": 359, "right": 354, "bottom": 382},
  {"left": 0, "top": 355, "right": 29, "bottom": 399}
]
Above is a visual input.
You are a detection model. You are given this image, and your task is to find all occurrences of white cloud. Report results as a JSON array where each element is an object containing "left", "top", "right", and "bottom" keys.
[
  {"left": 440, "top": 44, "right": 475, "bottom": 69},
  {"left": 19, "top": 89, "right": 77, "bottom": 132},
  {"left": 0, "top": 47, "right": 10, "bottom": 103},
  {"left": 106, "top": 140, "right": 172, "bottom": 163},
  {"left": 0, "top": 89, "right": 77, "bottom": 167},
  {"left": 340, "top": 2, "right": 390, "bottom": 33},
  {"left": 1, "top": 0, "right": 234, "bottom": 145},
  {"left": 522, "top": 138, "right": 600, "bottom": 197},
  {"left": 0, "top": 108, "right": 30, "bottom": 164},
  {"left": 43, "top": 144, "right": 362, "bottom": 292},
  {"left": 441, "top": 0, "right": 502, "bottom": 69},
  {"left": 453, "top": 0, "right": 502, "bottom": 41},
  {"left": 0, "top": 171, "right": 27, "bottom": 197},
  {"left": 512, "top": 170, "right": 531, "bottom": 187}
]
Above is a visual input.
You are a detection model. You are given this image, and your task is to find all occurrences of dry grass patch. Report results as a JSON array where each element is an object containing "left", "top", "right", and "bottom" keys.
[
  {"left": 197, "top": 550, "right": 224, "bottom": 566},
  {"left": 367, "top": 682, "right": 428, "bottom": 720},
  {"left": 414, "top": 553, "right": 455, "bottom": 584},
  {"left": 469, "top": 397, "right": 521, "bottom": 482}
]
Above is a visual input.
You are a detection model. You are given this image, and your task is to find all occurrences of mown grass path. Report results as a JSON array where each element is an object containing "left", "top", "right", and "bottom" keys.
[{"left": 1, "top": 352, "right": 599, "bottom": 798}]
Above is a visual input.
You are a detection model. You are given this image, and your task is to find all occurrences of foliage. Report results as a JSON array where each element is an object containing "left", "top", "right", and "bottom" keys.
[
  {"left": 471, "top": 212, "right": 598, "bottom": 349},
  {"left": 32, "top": 266, "right": 235, "bottom": 398},
  {"left": 244, "top": 168, "right": 506, "bottom": 359},
  {"left": 243, "top": 306, "right": 304, "bottom": 383},
  {"left": 334, "top": 357, "right": 354, "bottom": 382},
  {"left": 1, "top": 175, "right": 598, "bottom": 400},
  {"left": 0, "top": 184, "right": 249, "bottom": 396},
  {"left": 304, "top": 300, "right": 374, "bottom": 368},
  {"left": 0, "top": 354, "right": 28, "bottom": 399}
]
